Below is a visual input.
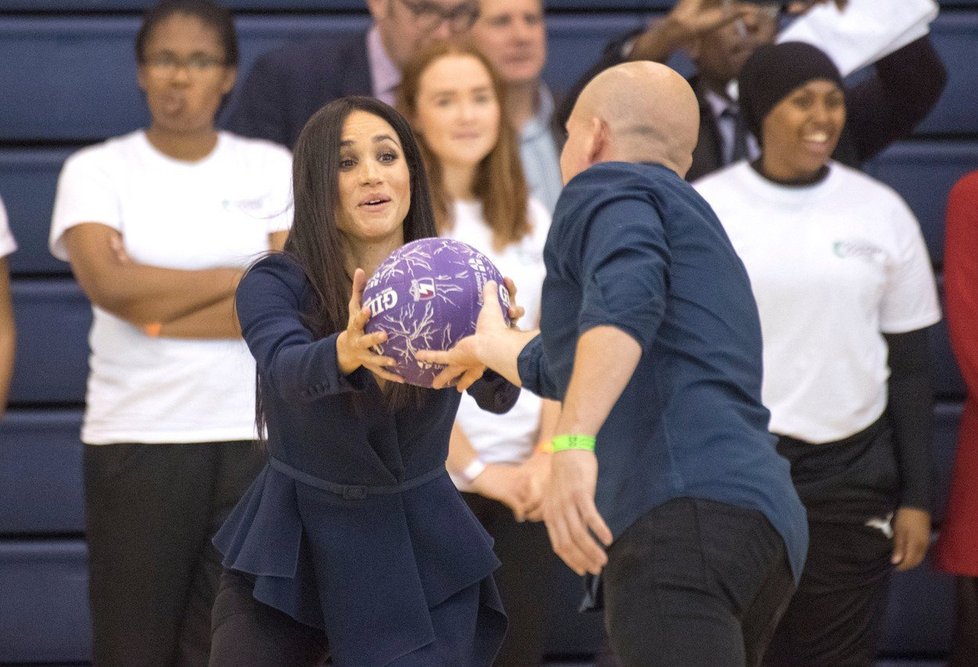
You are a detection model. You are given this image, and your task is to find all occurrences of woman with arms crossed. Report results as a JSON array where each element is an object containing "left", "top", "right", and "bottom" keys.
[{"left": 48, "top": 1, "right": 293, "bottom": 664}]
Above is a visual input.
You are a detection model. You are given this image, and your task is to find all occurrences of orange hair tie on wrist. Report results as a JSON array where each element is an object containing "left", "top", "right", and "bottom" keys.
[{"left": 143, "top": 322, "right": 162, "bottom": 338}]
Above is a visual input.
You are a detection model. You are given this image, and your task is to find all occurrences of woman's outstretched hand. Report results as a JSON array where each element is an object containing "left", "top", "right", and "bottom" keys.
[{"left": 335, "top": 268, "right": 404, "bottom": 383}]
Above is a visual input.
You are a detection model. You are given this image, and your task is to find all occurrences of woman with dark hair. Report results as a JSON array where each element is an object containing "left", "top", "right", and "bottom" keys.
[
  {"left": 397, "top": 41, "right": 559, "bottom": 667},
  {"left": 208, "top": 96, "right": 516, "bottom": 667},
  {"left": 695, "top": 42, "right": 940, "bottom": 666},
  {"left": 48, "top": 1, "right": 292, "bottom": 664}
]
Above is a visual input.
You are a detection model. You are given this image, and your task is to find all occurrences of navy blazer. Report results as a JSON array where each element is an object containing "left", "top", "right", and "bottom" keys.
[
  {"left": 214, "top": 253, "right": 517, "bottom": 666},
  {"left": 224, "top": 33, "right": 373, "bottom": 149}
]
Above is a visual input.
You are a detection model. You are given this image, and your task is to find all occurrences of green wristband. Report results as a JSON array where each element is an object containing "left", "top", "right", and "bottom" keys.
[{"left": 551, "top": 434, "right": 597, "bottom": 453}]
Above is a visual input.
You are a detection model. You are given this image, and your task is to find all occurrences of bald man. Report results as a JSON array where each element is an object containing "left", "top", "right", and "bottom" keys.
[{"left": 419, "top": 62, "right": 808, "bottom": 666}]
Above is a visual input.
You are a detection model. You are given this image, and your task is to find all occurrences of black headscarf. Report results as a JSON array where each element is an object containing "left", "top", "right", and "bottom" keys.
[{"left": 738, "top": 41, "right": 844, "bottom": 139}]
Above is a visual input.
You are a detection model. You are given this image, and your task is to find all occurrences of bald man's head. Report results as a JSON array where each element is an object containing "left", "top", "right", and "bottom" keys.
[{"left": 559, "top": 62, "right": 700, "bottom": 183}]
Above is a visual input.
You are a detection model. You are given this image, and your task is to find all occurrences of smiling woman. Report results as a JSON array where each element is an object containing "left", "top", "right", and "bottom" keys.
[
  {"left": 47, "top": 1, "right": 293, "bottom": 664},
  {"left": 397, "top": 42, "right": 561, "bottom": 667},
  {"left": 695, "top": 41, "right": 941, "bottom": 666}
]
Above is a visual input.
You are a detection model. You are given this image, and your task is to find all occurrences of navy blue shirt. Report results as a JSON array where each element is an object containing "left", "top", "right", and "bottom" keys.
[{"left": 517, "top": 162, "right": 808, "bottom": 581}]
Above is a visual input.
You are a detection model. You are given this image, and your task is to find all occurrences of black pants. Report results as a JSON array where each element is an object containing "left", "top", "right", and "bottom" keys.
[
  {"left": 762, "top": 520, "right": 892, "bottom": 667},
  {"left": 764, "top": 421, "right": 899, "bottom": 666},
  {"left": 84, "top": 441, "right": 264, "bottom": 667},
  {"left": 601, "top": 498, "right": 795, "bottom": 667},
  {"left": 462, "top": 493, "right": 558, "bottom": 667},
  {"left": 209, "top": 571, "right": 329, "bottom": 666}
]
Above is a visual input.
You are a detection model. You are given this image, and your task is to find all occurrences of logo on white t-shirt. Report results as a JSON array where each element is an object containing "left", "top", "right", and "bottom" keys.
[{"left": 833, "top": 239, "right": 884, "bottom": 262}]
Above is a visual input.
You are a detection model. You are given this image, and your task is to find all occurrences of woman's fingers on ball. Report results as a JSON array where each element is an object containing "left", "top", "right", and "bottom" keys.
[{"left": 503, "top": 276, "right": 517, "bottom": 299}]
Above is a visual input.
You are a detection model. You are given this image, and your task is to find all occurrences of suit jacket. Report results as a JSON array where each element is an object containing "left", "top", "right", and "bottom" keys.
[
  {"left": 215, "top": 253, "right": 517, "bottom": 666},
  {"left": 557, "top": 33, "right": 947, "bottom": 183},
  {"left": 224, "top": 33, "right": 373, "bottom": 149}
]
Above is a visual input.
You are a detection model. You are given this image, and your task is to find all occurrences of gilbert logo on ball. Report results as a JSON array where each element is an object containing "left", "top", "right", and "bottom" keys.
[{"left": 363, "top": 238, "right": 511, "bottom": 388}]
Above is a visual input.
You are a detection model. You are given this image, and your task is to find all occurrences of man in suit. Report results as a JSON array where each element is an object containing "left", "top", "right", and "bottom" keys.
[
  {"left": 557, "top": 0, "right": 946, "bottom": 182},
  {"left": 225, "top": 0, "right": 479, "bottom": 148},
  {"left": 471, "top": 0, "right": 562, "bottom": 211}
]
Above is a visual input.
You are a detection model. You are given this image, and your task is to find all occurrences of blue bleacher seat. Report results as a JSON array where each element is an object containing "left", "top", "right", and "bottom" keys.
[
  {"left": 8, "top": 279, "right": 91, "bottom": 406},
  {"left": 0, "top": 0, "right": 674, "bottom": 10},
  {"left": 865, "top": 141, "right": 978, "bottom": 268},
  {"left": 918, "top": 13, "right": 978, "bottom": 136},
  {"left": 0, "top": 15, "right": 644, "bottom": 143},
  {"left": 0, "top": 540, "right": 92, "bottom": 664},
  {"left": 0, "top": 410, "right": 85, "bottom": 534},
  {"left": 0, "top": 148, "right": 73, "bottom": 276}
]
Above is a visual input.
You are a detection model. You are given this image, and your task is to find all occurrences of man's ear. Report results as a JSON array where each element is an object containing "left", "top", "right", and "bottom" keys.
[{"left": 586, "top": 116, "right": 609, "bottom": 165}]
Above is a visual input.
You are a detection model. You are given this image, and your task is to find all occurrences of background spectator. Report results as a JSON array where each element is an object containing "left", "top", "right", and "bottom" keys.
[
  {"left": 47, "top": 1, "right": 292, "bottom": 663},
  {"left": 471, "top": 0, "right": 562, "bottom": 210},
  {"left": 225, "top": 0, "right": 479, "bottom": 148},
  {"left": 934, "top": 169, "right": 978, "bottom": 667},
  {"left": 558, "top": 0, "right": 946, "bottom": 181},
  {"left": 398, "top": 40, "right": 560, "bottom": 666},
  {"left": 695, "top": 41, "right": 941, "bottom": 666}
]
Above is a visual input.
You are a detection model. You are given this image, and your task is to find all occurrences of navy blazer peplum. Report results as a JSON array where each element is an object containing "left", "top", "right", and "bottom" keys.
[{"left": 214, "top": 253, "right": 518, "bottom": 666}]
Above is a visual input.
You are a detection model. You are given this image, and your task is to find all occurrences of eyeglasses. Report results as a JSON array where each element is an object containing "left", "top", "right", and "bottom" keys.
[
  {"left": 142, "top": 52, "right": 226, "bottom": 76},
  {"left": 397, "top": 0, "right": 480, "bottom": 34}
]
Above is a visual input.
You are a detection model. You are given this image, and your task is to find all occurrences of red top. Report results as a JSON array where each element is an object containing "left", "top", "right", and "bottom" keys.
[{"left": 935, "top": 170, "right": 978, "bottom": 576}]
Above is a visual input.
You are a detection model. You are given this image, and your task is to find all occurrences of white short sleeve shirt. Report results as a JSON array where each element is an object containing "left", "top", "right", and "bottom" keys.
[
  {"left": 695, "top": 162, "right": 940, "bottom": 443},
  {"left": 49, "top": 131, "right": 293, "bottom": 444}
]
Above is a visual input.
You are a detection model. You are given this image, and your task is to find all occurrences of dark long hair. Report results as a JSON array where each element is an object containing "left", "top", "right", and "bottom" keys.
[
  {"left": 256, "top": 97, "right": 437, "bottom": 440},
  {"left": 397, "top": 41, "right": 530, "bottom": 250}
]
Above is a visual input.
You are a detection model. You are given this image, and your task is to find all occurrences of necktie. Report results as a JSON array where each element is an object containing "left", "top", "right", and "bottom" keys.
[{"left": 723, "top": 105, "right": 750, "bottom": 164}]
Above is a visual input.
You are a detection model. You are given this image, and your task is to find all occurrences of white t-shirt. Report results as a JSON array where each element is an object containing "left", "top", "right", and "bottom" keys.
[
  {"left": 695, "top": 161, "right": 940, "bottom": 443},
  {"left": 0, "top": 196, "right": 16, "bottom": 258},
  {"left": 444, "top": 198, "right": 551, "bottom": 481},
  {"left": 50, "top": 130, "right": 293, "bottom": 445}
]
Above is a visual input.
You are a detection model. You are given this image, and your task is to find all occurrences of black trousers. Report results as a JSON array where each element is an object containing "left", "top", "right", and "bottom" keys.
[
  {"left": 763, "top": 421, "right": 899, "bottom": 666},
  {"left": 462, "top": 493, "right": 558, "bottom": 667},
  {"left": 601, "top": 498, "right": 795, "bottom": 667},
  {"left": 762, "top": 521, "right": 894, "bottom": 667},
  {"left": 209, "top": 571, "right": 329, "bottom": 666},
  {"left": 84, "top": 441, "right": 264, "bottom": 667}
]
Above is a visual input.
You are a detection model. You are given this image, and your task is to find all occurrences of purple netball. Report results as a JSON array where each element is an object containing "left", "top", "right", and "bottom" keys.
[{"left": 362, "top": 238, "right": 512, "bottom": 388}]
